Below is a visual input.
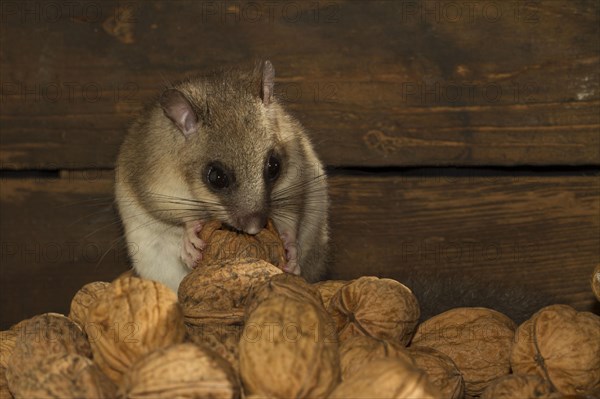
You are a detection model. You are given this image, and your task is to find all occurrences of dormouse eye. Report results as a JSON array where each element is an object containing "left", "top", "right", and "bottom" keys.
[
  {"left": 265, "top": 154, "right": 281, "bottom": 182},
  {"left": 206, "top": 164, "right": 229, "bottom": 189}
]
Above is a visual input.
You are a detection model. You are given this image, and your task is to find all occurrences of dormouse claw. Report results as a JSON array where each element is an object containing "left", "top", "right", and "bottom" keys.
[
  {"left": 280, "top": 230, "right": 301, "bottom": 275},
  {"left": 181, "top": 220, "right": 205, "bottom": 269}
]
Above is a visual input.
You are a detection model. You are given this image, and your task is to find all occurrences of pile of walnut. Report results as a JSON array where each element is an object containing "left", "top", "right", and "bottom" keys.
[{"left": 1, "top": 227, "right": 599, "bottom": 399}]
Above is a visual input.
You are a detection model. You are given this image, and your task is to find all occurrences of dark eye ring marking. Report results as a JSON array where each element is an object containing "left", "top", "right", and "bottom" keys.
[
  {"left": 206, "top": 163, "right": 230, "bottom": 190},
  {"left": 265, "top": 152, "right": 281, "bottom": 182}
]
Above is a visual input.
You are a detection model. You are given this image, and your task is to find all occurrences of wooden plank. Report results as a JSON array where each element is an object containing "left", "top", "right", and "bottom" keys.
[
  {"left": 0, "top": 174, "right": 129, "bottom": 329},
  {"left": 1, "top": 173, "right": 598, "bottom": 329},
  {"left": 1, "top": 0, "right": 599, "bottom": 169},
  {"left": 328, "top": 173, "right": 600, "bottom": 313}
]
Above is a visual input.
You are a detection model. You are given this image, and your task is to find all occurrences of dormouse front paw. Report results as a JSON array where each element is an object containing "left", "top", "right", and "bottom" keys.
[
  {"left": 181, "top": 220, "right": 206, "bottom": 269},
  {"left": 280, "top": 230, "right": 300, "bottom": 275}
]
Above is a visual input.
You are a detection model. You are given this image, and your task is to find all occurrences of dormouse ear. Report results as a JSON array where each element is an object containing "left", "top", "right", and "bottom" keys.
[
  {"left": 159, "top": 88, "right": 199, "bottom": 138},
  {"left": 261, "top": 60, "right": 275, "bottom": 106}
]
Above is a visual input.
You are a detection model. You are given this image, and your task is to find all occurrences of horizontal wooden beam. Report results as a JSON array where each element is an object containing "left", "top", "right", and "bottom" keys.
[
  {"left": 1, "top": 0, "right": 598, "bottom": 168},
  {"left": 1, "top": 173, "right": 598, "bottom": 329}
]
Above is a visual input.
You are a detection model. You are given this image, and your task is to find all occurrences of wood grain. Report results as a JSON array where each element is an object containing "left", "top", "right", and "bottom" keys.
[
  {"left": 1, "top": 173, "right": 598, "bottom": 329},
  {"left": 1, "top": 0, "right": 599, "bottom": 169}
]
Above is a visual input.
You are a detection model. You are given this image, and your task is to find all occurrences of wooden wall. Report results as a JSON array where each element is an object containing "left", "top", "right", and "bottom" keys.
[{"left": 1, "top": 0, "right": 599, "bottom": 329}]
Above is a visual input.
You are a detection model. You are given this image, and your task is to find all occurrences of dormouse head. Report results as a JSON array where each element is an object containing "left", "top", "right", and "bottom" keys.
[{"left": 158, "top": 61, "right": 289, "bottom": 234}]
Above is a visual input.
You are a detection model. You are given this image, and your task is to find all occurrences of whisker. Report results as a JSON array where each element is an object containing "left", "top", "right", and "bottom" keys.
[
  {"left": 54, "top": 196, "right": 116, "bottom": 208},
  {"left": 94, "top": 235, "right": 127, "bottom": 270},
  {"left": 67, "top": 206, "right": 117, "bottom": 228},
  {"left": 139, "top": 192, "right": 223, "bottom": 206},
  {"left": 80, "top": 206, "right": 224, "bottom": 241}
]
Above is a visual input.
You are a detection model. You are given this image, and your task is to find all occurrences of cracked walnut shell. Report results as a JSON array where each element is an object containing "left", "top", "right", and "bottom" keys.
[{"left": 510, "top": 304, "right": 600, "bottom": 396}]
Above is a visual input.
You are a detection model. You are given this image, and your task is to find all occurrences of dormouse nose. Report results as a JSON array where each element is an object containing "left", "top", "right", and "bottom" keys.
[{"left": 239, "top": 212, "right": 267, "bottom": 235}]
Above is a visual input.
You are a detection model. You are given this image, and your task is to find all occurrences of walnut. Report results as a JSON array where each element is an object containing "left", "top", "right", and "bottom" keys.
[
  {"left": 339, "top": 335, "right": 414, "bottom": 380},
  {"left": 114, "top": 269, "right": 138, "bottom": 280},
  {"left": 6, "top": 313, "right": 92, "bottom": 381},
  {"left": 68, "top": 281, "right": 110, "bottom": 328},
  {"left": 0, "top": 368, "right": 12, "bottom": 399},
  {"left": 245, "top": 273, "right": 324, "bottom": 316},
  {"left": 6, "top": 321, "right": 27, "bottom": 334},
  {"left": 328, "top": 358, "right": 441, "bottom": 399},
  {"left": 592, "top": 264, "right": 600, "bottom": 302},
  {"left": 480, "top": 374, "right": 555, "bottom": 399},
  {"left": 0, "top": 331, "right": 17, "bottom": 369},
  {"left": 179, "top": 258, "right": 282, "bottom": 327},
  {"left": 85, "top": 277, "right": 185, "bottom": 384},
  {"left": 197, "top": 220, "right": 286, "bottom": 268},
  {"left": 186, "top": 324, "right": 242, "bottom": 373},
  {"left": 119, "top": 343, "right": 240, "bottom": 399},
  {"left": 510, "top": 304, "right": 600, "bottom": 396},
  {"left": 328, "top": 276, "right": 420, "bottom": 344},
  {"left": 408, "top": 346, "right": 464, "bottom": 399},
  {"left": 411, "top": 307, "right": 516, "bottom": 397},
  {"left": 239, "top": 296, "right": 340, "bottom": 398},
  {"left": 313, "top": 280, "right": 348, "bottom": 308},
  {"left": 7, "top": 354, "right": 116, "bottom": 399}
]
